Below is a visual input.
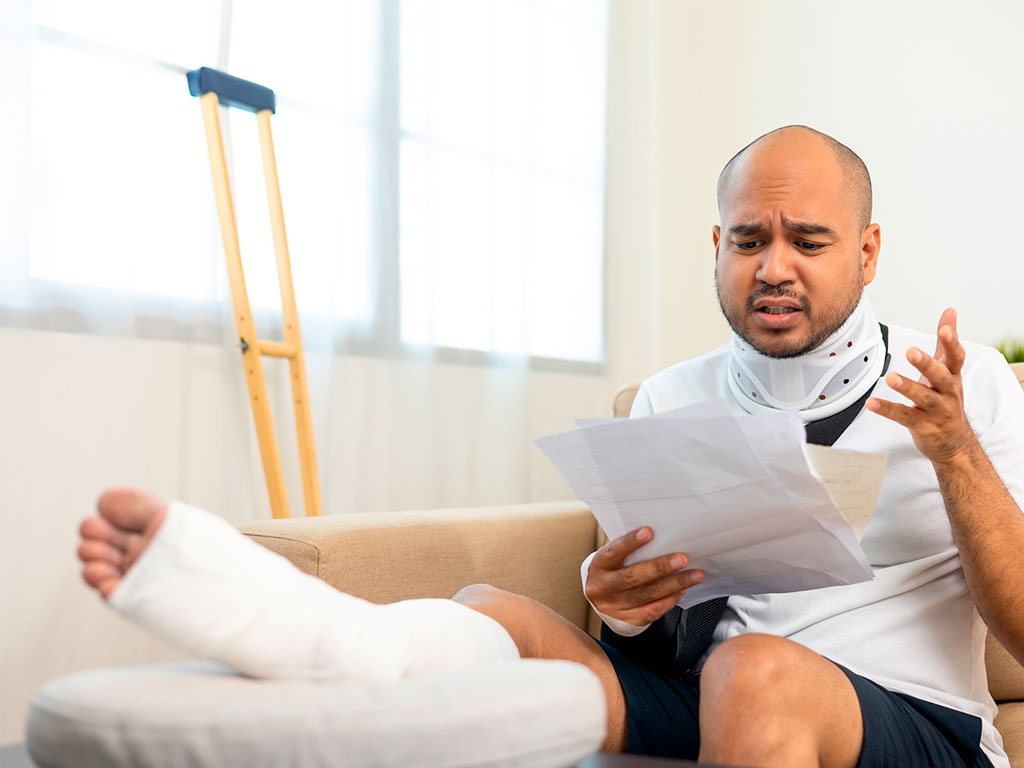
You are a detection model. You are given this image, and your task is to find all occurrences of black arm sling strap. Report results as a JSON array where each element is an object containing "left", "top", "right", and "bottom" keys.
[{"left": 600, "top": 324, "right": 891, "bottom": 677}]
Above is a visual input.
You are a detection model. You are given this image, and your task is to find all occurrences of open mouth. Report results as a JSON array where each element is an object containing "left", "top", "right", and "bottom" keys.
[{"left": 752, "top": 302, "right": 805, "bottom": 329}]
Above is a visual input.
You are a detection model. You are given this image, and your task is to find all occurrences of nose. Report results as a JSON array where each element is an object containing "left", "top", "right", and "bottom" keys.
[{"left": 754, "top": 244, "right": 797, "bottom": 286}]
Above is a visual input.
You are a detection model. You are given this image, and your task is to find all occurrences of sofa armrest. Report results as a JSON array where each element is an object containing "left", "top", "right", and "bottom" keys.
[{"left": 237, "top": 501, "right": 598, "bottom": 632}]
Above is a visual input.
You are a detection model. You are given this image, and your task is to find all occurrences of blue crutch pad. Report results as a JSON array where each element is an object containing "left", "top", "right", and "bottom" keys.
[{"left": 187, "top": 67, "right": 275, "bottom": 114}]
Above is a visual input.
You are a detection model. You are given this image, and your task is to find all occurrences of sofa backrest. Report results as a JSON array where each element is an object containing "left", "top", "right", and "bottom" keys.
[
  {"left": 611, "top": 361, "right": 1024, "bottom": 704},
  {"left": 239, "top": 501, "right": 598, "bottom": 631}
]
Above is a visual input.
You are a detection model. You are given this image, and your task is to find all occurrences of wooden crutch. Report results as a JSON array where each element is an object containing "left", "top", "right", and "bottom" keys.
[{"left": 187, "top": 67, "right": 322, "bottom": 519}]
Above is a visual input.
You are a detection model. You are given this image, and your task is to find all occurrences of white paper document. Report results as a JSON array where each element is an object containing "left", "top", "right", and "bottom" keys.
[{"left": 535, "top": 400, "right": 887, "bottom": 607}]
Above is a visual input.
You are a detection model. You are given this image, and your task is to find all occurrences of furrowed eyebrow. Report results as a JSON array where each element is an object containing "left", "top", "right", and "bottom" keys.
[
  {"left": 782, "top": 218, "right": 836, "bottom": 236},
  {"left": 728, "top": 222, "right": 765, "bottom": 237},
  {"left": 727, "top": 219, "right": 837, "bottom": 237}
]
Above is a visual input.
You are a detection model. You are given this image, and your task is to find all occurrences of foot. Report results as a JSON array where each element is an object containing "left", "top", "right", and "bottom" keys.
[
  {"left": 75, "top": 491, "right": 522, "bottom": 682},
  {"left": 78, "top": 488, "right": 168, "bottom": 600}
]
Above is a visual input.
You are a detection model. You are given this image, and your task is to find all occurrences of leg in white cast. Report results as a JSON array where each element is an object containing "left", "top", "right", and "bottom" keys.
[{"left": 78, "top": 489, "right": 519, "bottom": 681}]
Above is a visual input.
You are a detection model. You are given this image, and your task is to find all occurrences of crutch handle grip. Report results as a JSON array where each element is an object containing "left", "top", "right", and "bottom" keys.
[{"left": 187, "top": 67, "right": 276, "bottom": 114}]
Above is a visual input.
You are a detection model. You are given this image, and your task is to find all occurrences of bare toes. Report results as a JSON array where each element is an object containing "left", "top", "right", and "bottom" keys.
[
  {"left": 82, "top": 562, "right": 121, "bottom": 600},
  {"left": 80, "top": 516, "right": 129, "bottom": 551},
  {"left": 97, "top": 488, "right": 168, "bottom": 534},
  {"left": 77, "top": 539, "right": 125, "bottom": 568}
]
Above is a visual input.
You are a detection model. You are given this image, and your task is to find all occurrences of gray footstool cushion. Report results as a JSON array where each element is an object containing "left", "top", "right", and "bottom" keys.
[{"left": 27, "top": 659, "right": 606, "bottom": 768}]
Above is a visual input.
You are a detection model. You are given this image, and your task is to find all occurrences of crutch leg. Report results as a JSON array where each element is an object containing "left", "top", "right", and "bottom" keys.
[
  {"left": 197, "top": 90, "right": 290, "bottom": 519},
  {"left": 256, "top": 110, "right": 322, "bottom": 517}
]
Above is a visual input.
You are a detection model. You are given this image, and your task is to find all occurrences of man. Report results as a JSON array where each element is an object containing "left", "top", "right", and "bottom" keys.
[
  {"left": 80, "top": 126, "right": 1024, "bottom": 767},
  {"left": 575, "top": 125, "right": 1024, "bottom": 767}
]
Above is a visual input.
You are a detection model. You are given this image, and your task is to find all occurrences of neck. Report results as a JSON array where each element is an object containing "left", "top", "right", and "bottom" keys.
[{"left": 727, "top": 297, "right": 886, "bottom": 423}]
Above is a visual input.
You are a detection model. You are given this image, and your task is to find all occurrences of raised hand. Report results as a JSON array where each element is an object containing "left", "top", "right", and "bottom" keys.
[
  {"left": 867, "top": 308, "right": 978, "bottom": 464},
  {"left": 584, "top": 526, "right": 704, "bottom": 627}
]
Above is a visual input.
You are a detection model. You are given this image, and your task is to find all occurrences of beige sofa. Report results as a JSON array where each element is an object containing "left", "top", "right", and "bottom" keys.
[{"left": 238, "top": 361, "right": 1024, "bottom": 764}]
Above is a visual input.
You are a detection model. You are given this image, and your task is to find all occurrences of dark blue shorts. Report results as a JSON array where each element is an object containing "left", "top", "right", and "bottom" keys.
[{"left": 597, "top": 638, "right": 995, "bottom": 767}]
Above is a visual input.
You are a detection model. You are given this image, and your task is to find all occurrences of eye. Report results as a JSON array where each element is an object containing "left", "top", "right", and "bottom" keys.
[
  {"left": 735, "top": 240, "right": 764, "bottom": 250},
  {"left": 796, "top": 241, "right": 825, "bottom": 251}
]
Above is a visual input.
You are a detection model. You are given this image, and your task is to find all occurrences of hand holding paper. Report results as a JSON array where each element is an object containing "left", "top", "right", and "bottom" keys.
[
  {"left": 584, "top": 525, "right": 706, "bottom": 628},
  {"left": 534, "top": 400, "right": 887, "bottom": 608}
]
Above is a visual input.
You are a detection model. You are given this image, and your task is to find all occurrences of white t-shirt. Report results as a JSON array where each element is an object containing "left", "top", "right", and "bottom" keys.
[{"left": 598, "top": 324, "right": 1024, "bottom": 767}]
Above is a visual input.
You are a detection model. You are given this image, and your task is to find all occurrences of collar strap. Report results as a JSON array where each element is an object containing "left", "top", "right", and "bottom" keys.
[{"left": 804, "top": 323, "right": 890, "bottom": 442}]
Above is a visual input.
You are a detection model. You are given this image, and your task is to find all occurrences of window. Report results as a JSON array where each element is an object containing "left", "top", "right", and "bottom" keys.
[{"left": 3, "top": 0, "right": 608, "bottom": 364}]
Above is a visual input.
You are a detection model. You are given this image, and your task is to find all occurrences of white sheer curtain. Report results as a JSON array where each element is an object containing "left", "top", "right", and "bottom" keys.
[
  {"left": 398, "top": 0, "right": 607, "bottom": 362},
  {"left": 2, "top": 0, "right": 384, "bottom": 343},
  {"left": 4, "top": 0, "right": 606, "bottom": 352}
]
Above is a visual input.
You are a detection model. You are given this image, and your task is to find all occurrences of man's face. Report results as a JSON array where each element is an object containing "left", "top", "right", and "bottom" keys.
[{"left": 713, "top": 133, "right": 879, "bottom": 358}]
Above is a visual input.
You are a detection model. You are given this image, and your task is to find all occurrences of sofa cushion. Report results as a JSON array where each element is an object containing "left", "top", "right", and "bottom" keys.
[{"left": 27, "top": 659, "right": 605, "bottom": 768}]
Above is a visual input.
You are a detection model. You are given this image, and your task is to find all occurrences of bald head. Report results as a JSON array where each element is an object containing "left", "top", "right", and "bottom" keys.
[{"left": 717, "top": 126, "right": 872, "bottom": 229}]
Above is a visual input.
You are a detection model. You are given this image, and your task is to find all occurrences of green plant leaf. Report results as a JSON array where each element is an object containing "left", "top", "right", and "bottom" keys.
[{"left": 995, "top": 338, "right": 1024, "bottom": 364}]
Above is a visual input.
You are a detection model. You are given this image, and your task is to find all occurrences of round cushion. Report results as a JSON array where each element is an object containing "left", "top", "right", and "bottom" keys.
[{"left": 27, "top": 659, "right": 606, "bottom": 768}]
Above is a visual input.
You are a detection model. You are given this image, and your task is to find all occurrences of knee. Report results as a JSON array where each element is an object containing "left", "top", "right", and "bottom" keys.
[
  {"left": 452, "top": 584, "right": 522, "bottom": 624},
  {"left": 451, "top": 584, "right": 536, "bottom": 655},
  {"left": 699, "top": 635, "right": 862, "bottom": 764},
  {"left": 701, "top": 633, "right": 808, "bottom": 701},
  {"left": 452, "top": 583, "right": 511, "bottom": 607}
]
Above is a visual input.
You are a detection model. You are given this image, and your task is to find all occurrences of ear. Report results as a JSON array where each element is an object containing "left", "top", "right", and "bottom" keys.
[
  {"left": 860, "top": 224, "right": 880, "bottom": 285},
  {"left": 713, "top": 225, "right": 722, "bottom": 263}
]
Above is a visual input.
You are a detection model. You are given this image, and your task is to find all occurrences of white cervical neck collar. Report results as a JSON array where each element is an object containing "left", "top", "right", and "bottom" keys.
[{"left": 727, "top": 296, "right": 886, "bottom": 423}]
